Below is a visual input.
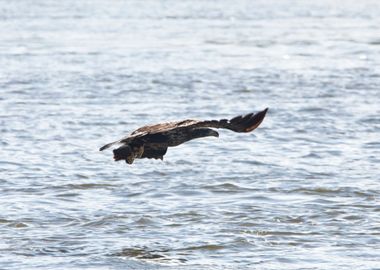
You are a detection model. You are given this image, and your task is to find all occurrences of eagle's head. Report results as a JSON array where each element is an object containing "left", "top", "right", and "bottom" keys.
[{"left": 191, "top": 128, "right": 219, "bottom": 139}]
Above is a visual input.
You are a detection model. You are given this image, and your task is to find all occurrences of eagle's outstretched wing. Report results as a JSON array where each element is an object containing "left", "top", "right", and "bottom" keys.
[
  {"left": 98, "top": 123, "right": 187, "bottom": 152},
  {"left": 192, "top": 107, "right": 268, "bottom": 133}
]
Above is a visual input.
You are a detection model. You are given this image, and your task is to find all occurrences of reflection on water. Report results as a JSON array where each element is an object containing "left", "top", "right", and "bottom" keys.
[{"left": 1, "top": 0, "right": 379, "bottom": 269}]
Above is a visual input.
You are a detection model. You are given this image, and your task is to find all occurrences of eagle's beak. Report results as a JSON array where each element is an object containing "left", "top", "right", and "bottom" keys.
[{"left": 211, "top": 130, "right": 219, "bottom": 137}]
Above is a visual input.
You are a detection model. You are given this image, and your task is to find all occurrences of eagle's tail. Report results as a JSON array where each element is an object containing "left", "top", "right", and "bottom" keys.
[{"left": 113, "top": 145, "right": 132, "bottom": 161}]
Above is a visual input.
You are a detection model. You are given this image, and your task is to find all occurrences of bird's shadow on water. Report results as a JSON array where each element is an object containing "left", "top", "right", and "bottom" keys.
[
  {"left": 111, "top": 243, "right": 226, "bottom": 265},
  {"left": 112, "top": 247, "right": 187, "bottom": 264}
]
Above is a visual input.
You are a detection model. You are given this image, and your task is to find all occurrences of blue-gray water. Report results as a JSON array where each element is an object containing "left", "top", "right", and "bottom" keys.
[{"left": 1, "top": 1, "right": 379, "bottom": 269}]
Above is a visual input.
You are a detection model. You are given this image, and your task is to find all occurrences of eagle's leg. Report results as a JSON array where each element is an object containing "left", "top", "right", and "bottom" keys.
[
  {"left": 126, "top": 155, "right": 135, "bottom": 164},
  {"left": 125, "top": 145, "right": 144, "bottom": 164},
  {"left": 134, "top": 145, "right": 144, "bottom": 158}
]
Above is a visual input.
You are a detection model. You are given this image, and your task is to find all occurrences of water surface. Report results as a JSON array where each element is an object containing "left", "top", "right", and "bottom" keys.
[{"left": 1, "top": 0, "right": 379, "bottom": 269}]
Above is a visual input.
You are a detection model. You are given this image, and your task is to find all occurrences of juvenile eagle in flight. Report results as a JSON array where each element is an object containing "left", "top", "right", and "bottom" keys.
[{"left": 100, "top": 108, "right": 268, "bottom": 165}]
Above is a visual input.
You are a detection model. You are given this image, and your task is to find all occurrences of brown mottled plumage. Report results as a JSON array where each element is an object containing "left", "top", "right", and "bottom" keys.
[{"left": 99, "top": 108, "right": 268, "bottom": 164}]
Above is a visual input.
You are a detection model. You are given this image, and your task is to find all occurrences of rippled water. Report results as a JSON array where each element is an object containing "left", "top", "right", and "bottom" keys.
[{"left": 1, "top": 1, "right": 380, "bottom": 269}]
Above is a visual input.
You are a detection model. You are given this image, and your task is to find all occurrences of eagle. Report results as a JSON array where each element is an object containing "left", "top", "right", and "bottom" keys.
[{"left": 99, "top": 108, "right": 268, "bottom": 165}]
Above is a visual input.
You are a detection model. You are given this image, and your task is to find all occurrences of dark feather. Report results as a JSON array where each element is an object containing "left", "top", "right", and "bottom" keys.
[{"left": 141, "top": 144, "right": 168, "bottom": 159}]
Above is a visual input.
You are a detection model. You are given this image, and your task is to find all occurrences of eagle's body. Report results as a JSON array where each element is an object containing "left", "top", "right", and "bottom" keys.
[{"left": 100, "top": 108, "right": 268, "bottom": 164}]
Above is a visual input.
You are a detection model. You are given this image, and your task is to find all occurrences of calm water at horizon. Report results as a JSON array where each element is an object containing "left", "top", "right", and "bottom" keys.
[{"left": 1, "top": 0, "right": 379, "bottom": 269}]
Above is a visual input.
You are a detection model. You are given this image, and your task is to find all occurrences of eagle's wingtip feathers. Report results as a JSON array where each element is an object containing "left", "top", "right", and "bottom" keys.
[
  {"left": 99, "top": 145, "right": 108, "bottom": 151},
  {"left": 99, "top": 142, "right": 114, "bottom": 151}
]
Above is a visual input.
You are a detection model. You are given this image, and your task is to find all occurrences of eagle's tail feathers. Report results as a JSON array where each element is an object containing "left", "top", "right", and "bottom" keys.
[{"left": 112, "top": 145, "right": 132, "bottom": 161}]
